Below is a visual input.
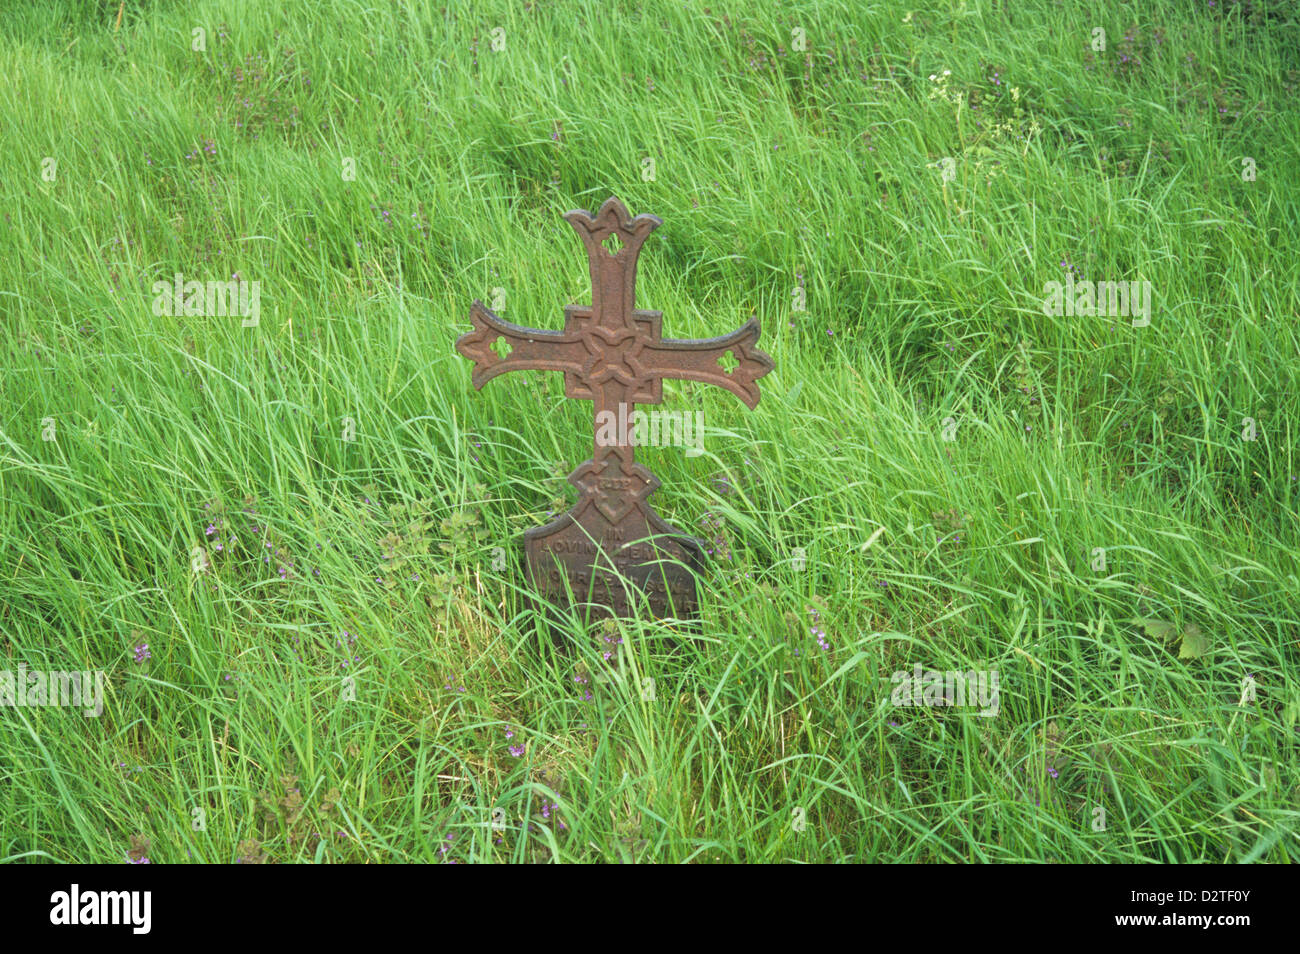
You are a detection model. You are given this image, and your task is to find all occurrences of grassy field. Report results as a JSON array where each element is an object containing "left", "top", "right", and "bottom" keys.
[{"left": 1, "top": 0, "right": 1297, "bottom": 863}]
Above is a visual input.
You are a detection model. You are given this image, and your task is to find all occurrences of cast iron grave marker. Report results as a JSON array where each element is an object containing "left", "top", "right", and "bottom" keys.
[{"left": 456, "top": 197, "right": 773, "bottom": 626}]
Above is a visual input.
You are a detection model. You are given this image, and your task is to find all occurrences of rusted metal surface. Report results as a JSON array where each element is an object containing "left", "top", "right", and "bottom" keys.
[{"left": 456, "top": 197, "right": 773, "bottom": 626}]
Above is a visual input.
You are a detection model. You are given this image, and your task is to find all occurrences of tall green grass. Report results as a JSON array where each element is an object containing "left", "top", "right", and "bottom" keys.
[{"left": 0, "top": 0, "right": 1296, "bottom": 862}]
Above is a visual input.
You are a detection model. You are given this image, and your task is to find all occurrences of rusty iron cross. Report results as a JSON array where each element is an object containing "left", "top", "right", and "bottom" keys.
[{"left": 456, "top": 196, "right": 773, "bottom": 624}]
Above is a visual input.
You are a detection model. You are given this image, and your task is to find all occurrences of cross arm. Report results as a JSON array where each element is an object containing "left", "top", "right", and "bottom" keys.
[
  {"left": 641, "top": 318, "right": 774, "bottom": 409},
  {"left": 455, "top": 300, "right": 588, "bottom": 390}
]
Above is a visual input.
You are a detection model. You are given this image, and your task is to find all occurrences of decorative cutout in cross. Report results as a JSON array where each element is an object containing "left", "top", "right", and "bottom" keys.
[{"left": 456, "top": 196, "right": 773, "bottom": 627}]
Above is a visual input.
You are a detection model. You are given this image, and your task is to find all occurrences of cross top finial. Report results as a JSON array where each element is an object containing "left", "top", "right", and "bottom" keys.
[
  {"left": 562, "top": 196, "right": 662, "bottom": 261},
  {"left": 561, "top": 196, "right": 664, "bottom": 317}
]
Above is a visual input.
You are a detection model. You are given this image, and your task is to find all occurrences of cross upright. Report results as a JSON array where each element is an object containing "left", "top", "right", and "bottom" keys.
[{"left": 456, "top": 196, "right": 773, "bottom": 625}]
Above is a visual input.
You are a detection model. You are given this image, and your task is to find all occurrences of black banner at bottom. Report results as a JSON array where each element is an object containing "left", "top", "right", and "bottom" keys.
[{"left": 0, "top": 866, "right": 1275, "bottom": 940}]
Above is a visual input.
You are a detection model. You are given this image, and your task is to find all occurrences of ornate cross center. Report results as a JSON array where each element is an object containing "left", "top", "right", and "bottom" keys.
[{"left": 456, "top": 196, "right": 773, "bottom": 625}]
